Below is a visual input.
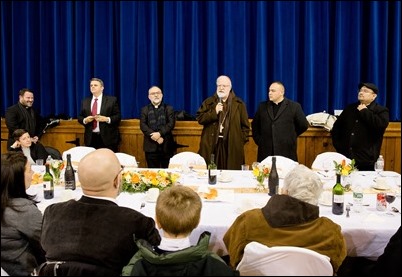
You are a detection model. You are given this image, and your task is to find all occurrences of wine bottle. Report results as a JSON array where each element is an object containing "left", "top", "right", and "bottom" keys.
[
  {"left": 332, "top": 174, "right": 344, "bottom": 215},
  {"left": 64, "top": 154, "right": 76, "bottom": 190},
  {"left": 208, "top": 154, "right": 217, "bottom": 185},
  {"left": 43, "top": 164, "right": 54, "bottom": 199},
  {"left": 268, "top": 156, "right": 279, "bottom": 196}
]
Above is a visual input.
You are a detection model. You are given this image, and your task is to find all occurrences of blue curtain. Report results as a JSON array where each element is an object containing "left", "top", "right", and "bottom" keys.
[{"left": 1, "top": 1, "right": 400, "bottom": 121}]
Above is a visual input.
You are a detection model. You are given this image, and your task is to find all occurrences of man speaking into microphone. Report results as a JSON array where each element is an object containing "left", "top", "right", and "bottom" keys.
[{"left": 196, "top": 75, "right": 250, "bottom": 170}]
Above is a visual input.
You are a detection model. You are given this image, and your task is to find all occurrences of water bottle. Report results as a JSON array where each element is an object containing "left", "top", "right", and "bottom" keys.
[
  {"left": 64, "top": 154, "right": 76, "bottom": 190},
  {"left": 375, "top": 155, "right": 384, "bottom": 172},
  {"left": 46, "top": 155, "right": 53, "bottom": 166},
  {"left": 353, "top": 185, "right": 363, "bottom": 213},
  {"left": 268, "top": 157, "right": 279, "bottom": 196}
]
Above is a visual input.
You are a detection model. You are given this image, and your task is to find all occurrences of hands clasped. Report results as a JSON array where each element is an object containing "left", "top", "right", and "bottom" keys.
[{"left": 150, "top": 132, "right": 164, "bottom": 144}]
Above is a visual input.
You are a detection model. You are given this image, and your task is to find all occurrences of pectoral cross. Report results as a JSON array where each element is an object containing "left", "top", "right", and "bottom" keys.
[{"left": 219, "top": 123, "right": 224, "bottom": 133}]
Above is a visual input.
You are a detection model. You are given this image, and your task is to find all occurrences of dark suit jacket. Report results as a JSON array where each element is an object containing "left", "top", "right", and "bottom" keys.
[
  {"left": 252, "top": 98, "right": 309, "bottom": 162},
  {"left": 77, "top": 95, "right": 121, "bottom": 148},
  {"left": 41, "top": 196, "right": 161, "bottom": 276},
  {"left": 139, "top": 103, "right": 176, "bottom": 155},
  {"left": 5, "top": 102, "right": 45, "bottom": 148}
]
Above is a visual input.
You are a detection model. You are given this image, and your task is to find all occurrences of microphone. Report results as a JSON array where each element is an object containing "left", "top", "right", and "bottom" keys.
[{"left": 218, "top": 97, "right": 223, "bottom": 113}]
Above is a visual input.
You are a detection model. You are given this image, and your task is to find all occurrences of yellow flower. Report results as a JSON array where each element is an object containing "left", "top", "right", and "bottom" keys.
[
  {"left": 334, "top": 159, "right": 356, "bottom": 176},
  {"left": 252, "top": 165, "right": 270, "bottom": 183},
  {"left": 122, "top": 169, "right": 180, "bottom": 193}
]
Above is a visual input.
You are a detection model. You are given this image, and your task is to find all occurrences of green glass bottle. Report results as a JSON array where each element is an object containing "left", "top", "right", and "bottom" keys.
[
  {"left": 208, "top": 154, "right": 217, "bottom": 185},
  {"left": 43, "top": 164, "right": 54, "bottom": 199},
  {"left": 332, "top": 174, "right": 344, "bottom": 215}
]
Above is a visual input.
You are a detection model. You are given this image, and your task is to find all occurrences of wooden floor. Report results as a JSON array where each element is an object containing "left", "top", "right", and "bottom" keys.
[{"left": 1, "top": 119, "right": 400, "bottom": 173}]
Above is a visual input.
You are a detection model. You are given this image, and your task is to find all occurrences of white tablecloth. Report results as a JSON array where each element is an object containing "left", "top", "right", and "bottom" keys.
[{"left": 30, "top": 169, "right": 401, "bottom": 260}]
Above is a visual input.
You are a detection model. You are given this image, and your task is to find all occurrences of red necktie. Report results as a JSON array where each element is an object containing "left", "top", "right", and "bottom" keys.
[{"left": 91, "top": 98, "right": 98, "bottom": 130}]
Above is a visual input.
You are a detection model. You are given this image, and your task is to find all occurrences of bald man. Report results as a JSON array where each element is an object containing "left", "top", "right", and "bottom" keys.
[{"left": 40, "top": 149, "right": 161, "bottom": 275}]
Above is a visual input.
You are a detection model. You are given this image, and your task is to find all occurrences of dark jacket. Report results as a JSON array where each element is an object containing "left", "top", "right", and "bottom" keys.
[
  {"left": 77, "top": 95, "right": 121, "bottom": 148},
  {"left": 252, "top": 98, "right": 309, "bottom": 162},
  {"left": 122, "top": 231, "right": 239, "bottom": 276},
  {"left": 196, "top": 92, "right": 250, "bottom": 170},
  {"left": 8, "top": 142, "right": 49, "bottom": 162},
  {"left": 5, "top": 102, "right": 45, "bottom": 148},
  {"left": 331, "top": 101, "right": 389, "bottom": 170},
  {"left": 140, "top": 103, "right": 176, "bottom": 155},
  {"left": 41, "top": 196, "right": 161, "bottom": 276}
]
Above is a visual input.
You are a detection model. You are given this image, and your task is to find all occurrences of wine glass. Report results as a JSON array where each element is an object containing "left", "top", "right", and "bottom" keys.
[
  {"left": 385, "top": 192, "right": 396, "bottom": 213},
  {"left": 322, "top": 160, "right": 333, "bottom": 177}
]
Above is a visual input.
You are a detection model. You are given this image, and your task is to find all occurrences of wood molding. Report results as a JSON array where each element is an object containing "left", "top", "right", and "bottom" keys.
[{"left": 2, "top": 119, "right": 400, "bottom": 173}]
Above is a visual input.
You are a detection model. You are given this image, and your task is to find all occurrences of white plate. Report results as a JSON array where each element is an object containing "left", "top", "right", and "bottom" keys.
[
  {"left": 203, "top": 198, "right": 222, "bottom": 202},
  {"left": 218, "top": 177, "right": 232, "bottom": 183},
  {"left": 379, "top": 171, "right": 400, "bottom": 177},
  {"left": 371, "top": 184, "right": 391, "bottom": 191},
  {"left": 195, "top": 171, "right": 208, "bottom": 179},
  {"left": 319, "top": 201, "right": 332, "bottom": 207}
]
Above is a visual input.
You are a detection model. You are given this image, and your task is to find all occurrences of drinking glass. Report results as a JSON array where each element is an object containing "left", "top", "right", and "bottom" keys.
[
  {"left": 252, "top": 162, "right": 260, "bottom": 171},
  {"left": 322, "top": 160, "right": 333, "bottom": 177},
  {"left": 385, "top": 191, "right": 396, "bottom": 213}
]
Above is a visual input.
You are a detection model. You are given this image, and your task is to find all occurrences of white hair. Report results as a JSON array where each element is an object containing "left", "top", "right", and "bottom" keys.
[{"left": 282, "top": 164, "right": 323, "bottom": 205}]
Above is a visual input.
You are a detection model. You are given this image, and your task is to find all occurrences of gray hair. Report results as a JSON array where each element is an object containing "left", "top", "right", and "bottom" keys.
[{"left": 282, "top": 164, "right": 323, "bottom": 205}]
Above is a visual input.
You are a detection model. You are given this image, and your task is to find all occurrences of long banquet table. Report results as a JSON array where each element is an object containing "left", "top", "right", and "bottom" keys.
[{"left": 29, "top": 168, "right": 401, "bottom": 261}]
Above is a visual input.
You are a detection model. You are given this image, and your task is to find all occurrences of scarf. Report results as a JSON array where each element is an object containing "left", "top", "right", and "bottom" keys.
[{"left": 148, "top": 103, "right": 167, "bottom": 131}]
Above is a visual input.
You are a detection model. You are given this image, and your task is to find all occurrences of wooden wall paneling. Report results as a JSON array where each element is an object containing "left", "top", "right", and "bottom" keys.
[{"left": 1, "top": 119, "right": 400, "bottom": 173}]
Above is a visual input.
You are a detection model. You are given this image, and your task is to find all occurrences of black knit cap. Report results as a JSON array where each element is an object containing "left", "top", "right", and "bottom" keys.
[{"left": 358, "top": 82, "right": 378, "bottom": 94}]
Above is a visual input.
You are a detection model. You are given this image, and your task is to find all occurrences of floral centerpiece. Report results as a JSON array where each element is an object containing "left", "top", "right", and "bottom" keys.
[
  {"left": 333, "top": 159, "right": 356, "bottom": 176},
  {"left": 333, "top": 159, "right": 356, "bottom": 192},
  {"left": 50, "top": 159, "right": 64, "bottom": 185},
  {"left": 121, "top": 170, "right": 180, "bottom": 193},
  {"left": 252, "top": 164, "right": 270, "bottom": 191}
]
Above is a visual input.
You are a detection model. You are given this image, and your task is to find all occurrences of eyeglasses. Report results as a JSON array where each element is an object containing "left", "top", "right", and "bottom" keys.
[
  {"left": 149, "top": 92, "right": 162, "bottom": 96},
  {"left": 114, "top": 165, "right": 124, "bottom": 182}
]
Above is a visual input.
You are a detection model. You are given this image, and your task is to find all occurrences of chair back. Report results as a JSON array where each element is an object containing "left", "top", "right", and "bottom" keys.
[
  {"left": 115, "top": 152, "right": 137, "bottom": 167},
  {"left": 1, "top": 267, "right": 9, "bottom": 276},
  {"left": 260, "top": 155, "right": 298, "bottom": 178},
  {"left": 236, "top": 242, "right": 333, "bottom": 276},
  {"left": 311, "top": 152, "right": 351, "bottom": 171},
  {"left": 62, "top": 146, "right": 96, "bottom": 162},
  {"left": 169, "top": 151, "right": 207, "bottom": 169}
]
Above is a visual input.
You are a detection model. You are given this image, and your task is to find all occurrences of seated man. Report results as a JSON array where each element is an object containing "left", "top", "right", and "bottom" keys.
[
  {"left": 39, "top": 148, "right": 161, "bottom": 275},
  {"left": 122, "top": 185, "right": 239, "bottom": 276},
  {"left": 223, "top": 164, "right": 346, "bottom": 274}
]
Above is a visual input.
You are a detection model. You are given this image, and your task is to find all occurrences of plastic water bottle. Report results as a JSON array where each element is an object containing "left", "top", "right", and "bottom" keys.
[
  {"left": 46, "top": 155, "right": 53, "bottom": 166},
  {"left": 353, "top": 185, "right": 363, "bottom": 213},
  {"left": 375, "top": 155, "right": 384, "bottom": 172}
]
